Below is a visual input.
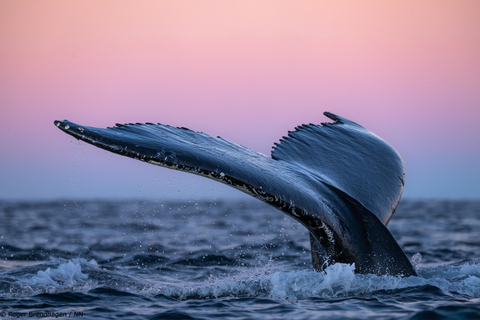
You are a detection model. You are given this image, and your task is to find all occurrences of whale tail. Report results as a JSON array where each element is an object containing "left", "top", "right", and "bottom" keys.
[{"left": 54, "top": 112, "right": 416, "bottom": 277}]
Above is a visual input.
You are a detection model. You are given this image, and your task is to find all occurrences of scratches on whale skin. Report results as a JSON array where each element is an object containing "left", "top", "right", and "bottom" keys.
[{"left": 315, "top": 221, "right": 335, "bottom": 248}]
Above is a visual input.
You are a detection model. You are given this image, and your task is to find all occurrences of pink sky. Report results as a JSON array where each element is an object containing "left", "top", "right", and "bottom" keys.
[{"left": 1, "top": 1, "right": 479, "bottom": 200}]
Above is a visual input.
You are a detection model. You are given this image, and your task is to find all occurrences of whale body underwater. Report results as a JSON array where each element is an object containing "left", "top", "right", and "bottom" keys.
[{"left": 54, "top": 112, "right": 417, "bottom": 277}]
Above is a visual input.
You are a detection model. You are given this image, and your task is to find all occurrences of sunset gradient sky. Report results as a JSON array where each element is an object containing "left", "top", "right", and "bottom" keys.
[{"left": 1, "top": 1, "right": 479, "bottom": 200}]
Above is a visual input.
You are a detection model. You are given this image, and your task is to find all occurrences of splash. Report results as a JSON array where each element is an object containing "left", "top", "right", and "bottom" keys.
[
  {"left": 3, "top": 259, "right": 99, "bottom": 297},
  {"left": 162, "top": 263, "right": 480, "bottom": 300},
  {"left": 21, "top": 260, "right": 93, "bottom": 286},
  {"left": 411, "top": 252, "right": 422, "bottom": 270},
  {"left": 4, "top": 260, "right": 480, "bottom": 300}
]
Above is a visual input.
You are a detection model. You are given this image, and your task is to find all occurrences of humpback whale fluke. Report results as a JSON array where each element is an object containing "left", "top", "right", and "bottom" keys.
[{"left": 54, "top": 112, "right": 417, "bottom": 277}]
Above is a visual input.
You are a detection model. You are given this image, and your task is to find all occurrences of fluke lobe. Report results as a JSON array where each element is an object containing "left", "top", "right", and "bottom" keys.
[{"left": 54, "top": 112, "right": 417, "bottom": 277}]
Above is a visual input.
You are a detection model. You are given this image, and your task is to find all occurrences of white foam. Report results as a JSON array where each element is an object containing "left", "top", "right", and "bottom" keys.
[
  {"left": 10, "top": 260, "right": 480, "bottom": 300},
  {"left": 160, "top": 262, "right": 480, "bottom": 300},
  {"left": 411, "top": 252, "right": 422, "bottom": 270},
  {"left": 425, "top": 262, "right": 480, "bottom": 297},
  {"left": 19, "top": 259, "right": 97, "bottom": 287}
]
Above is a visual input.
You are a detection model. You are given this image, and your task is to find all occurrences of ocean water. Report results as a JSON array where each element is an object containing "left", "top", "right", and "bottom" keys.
[{"left": 0, "top": 199, "right": 479, "bottom": 319}]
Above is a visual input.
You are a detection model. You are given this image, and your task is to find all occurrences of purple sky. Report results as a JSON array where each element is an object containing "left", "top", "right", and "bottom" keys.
[{"left": 1, "top": 1, "right": 479, "bottom": 200}]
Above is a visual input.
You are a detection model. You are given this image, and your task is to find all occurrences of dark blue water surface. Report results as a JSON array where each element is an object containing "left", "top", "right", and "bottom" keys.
[{"left": 0, "top": 199, "right": 479, "bottom": 319}]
